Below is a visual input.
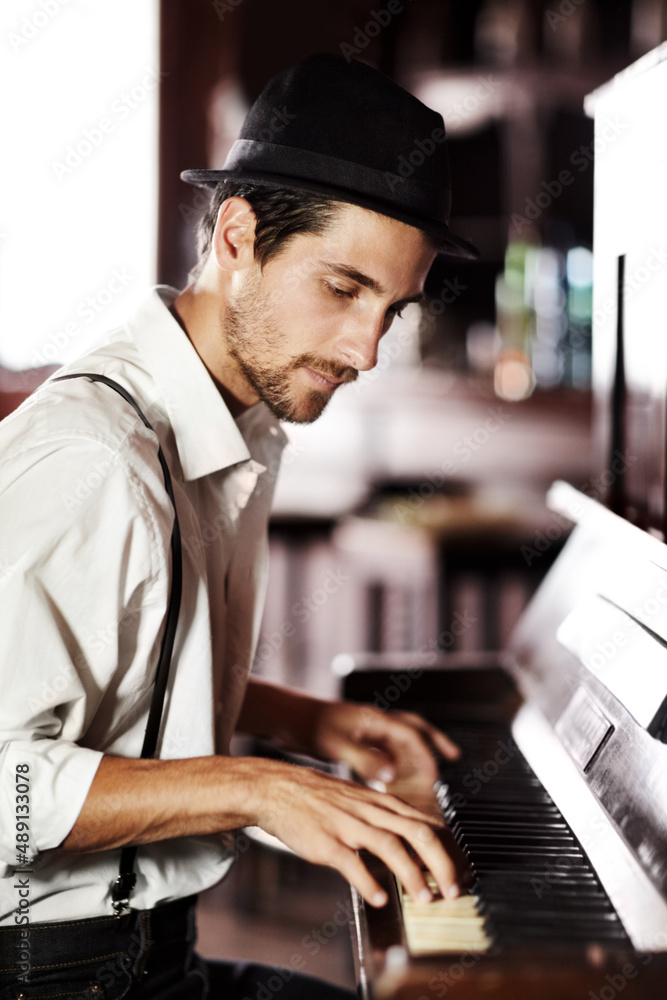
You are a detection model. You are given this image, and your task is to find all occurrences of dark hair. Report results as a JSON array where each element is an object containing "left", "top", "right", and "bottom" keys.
[{"left": 190, "top": 179, "right": 339, "bottom": 280}]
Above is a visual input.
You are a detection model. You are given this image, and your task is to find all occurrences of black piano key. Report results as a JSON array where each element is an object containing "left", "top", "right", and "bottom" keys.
[
  {"left": 472, "top": 864, "right": 590, "bottom": 877},
  {"left": 431, "top": 720, "right": 632, "bottom": 951},
  {"left": 448, "top": 813, "right": 564, "bottom": 826},
  {"left": 480, "top": 896, "right": 617, "bottom": 917},
  {"left": 477, "top": 876, "right": 608, "bottom": 897},
  {"left": 455, "top": 831, "right": 572, "bottom": 842},
  {"left": 497, "top": 925, "right": 629, "bottom": 944},
  {"left": 479, "top": 896, "right": 614, "bottom": 915}
]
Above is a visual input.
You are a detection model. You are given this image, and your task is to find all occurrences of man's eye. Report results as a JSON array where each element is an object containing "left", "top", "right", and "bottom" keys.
[
  {"left": 327, "top": 283, "right": 355, "bottom": 299},
  {"left": 387, "top": 305, "right": 405, "bottom": 319}
]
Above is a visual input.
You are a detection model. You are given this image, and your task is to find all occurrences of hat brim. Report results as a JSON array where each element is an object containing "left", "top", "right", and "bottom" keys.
[{"left": 180, "top": 168, "right": 480, "bottom": 261}]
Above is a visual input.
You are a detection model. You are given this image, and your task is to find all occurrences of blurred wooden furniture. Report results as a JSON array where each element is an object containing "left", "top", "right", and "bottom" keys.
[{"left": 332, "top": 489, "right": 565, "bottom": 658}]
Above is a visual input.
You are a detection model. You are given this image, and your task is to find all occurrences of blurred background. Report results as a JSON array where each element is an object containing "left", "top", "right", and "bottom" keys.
[{"left": 3, "top": 0, "right": 666, "bottom": 990}]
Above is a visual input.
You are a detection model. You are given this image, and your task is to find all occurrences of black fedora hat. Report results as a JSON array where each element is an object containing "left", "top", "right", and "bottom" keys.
[{"left": 181, "top": 54, "right": 479, "bottom": 261}]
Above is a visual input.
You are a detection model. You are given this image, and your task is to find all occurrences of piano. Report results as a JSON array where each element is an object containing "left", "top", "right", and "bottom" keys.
[{"left": 340, "top": 480, "right": 667, "bottom": 999}]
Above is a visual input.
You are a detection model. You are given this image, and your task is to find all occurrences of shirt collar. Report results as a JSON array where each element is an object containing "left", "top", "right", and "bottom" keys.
[{"left": 128, "top": 286, "right": 287, "bottom": 482}]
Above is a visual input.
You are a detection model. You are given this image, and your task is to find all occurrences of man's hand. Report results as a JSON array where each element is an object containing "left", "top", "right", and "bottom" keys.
[
  {"left": 307, "top": 700, "right": 460, "bottom": 784},
  {"left": 61, "top": 753, "right": 459, "bottom": 910},
  {"left": 237, "top": 679, "right": 460, "bottom": 783},
  {"left": 235, "top": 681, "right": 463, "bottom": 904},
  {"left": 248, "top": 757, "right": 458, "bottom": 907}
]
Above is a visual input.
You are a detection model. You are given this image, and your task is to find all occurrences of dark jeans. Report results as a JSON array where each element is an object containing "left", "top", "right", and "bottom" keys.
[{"left": 0, "top": 897, "right": 355, "bottom": 1000}]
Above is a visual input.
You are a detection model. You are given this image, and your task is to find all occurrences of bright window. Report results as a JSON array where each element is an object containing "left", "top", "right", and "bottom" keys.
[{"left": 0, "top": 0, "right": 159, "bottom": 370}]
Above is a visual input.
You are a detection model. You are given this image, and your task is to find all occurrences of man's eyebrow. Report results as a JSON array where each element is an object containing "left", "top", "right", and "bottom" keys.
[
  {"left": 318, "top": 260, "right": 385, "bottom": 294},
  {"left": 317, "top": 260, "right": 424, "bottom": 306}
]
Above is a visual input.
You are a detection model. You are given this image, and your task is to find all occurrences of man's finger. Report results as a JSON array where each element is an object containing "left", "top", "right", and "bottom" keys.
[
  {"left": 375, "top": 719, "right": 441, "bottom": 780},
  {"left": 338, "top": 783, "right": 445, "bottom": 829},
  {"left": 357, "top": 710, "right": 461, "bottom": 779},
  {"left": 351, "top": 803, "right": 458, "bottom": 901},
  {"left": 335, "top": 741, "right": 396, "bottom": 783},
  {"left": 389, "top": 711, "right": 461, "bottom": 761},
  {"left": 429, "top": 726, "right": 461, "bottom": 760},
  {"left": 338, "top": 819, "right": 436, "bottom": 904},
  {"left": 326, "top": 841, "right": 388, "bottom": 907}
]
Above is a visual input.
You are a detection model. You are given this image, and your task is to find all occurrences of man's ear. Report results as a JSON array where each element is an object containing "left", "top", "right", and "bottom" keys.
[{"left": 211, "top": 197, "right": 257, "bottom": 272}]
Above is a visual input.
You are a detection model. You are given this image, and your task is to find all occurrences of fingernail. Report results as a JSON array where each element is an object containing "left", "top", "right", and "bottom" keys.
[
  {"left": 372, "top": 891, "right": 388, "bottom": 907},
  {"left": 446, "top": 884, "right": 459, "bottom": 900},
  {"left": 377, "top": 767, "right": 395, "bottom": 783},
  {"left": 418, "top": 887, "right": 432, "bottom": 903}
]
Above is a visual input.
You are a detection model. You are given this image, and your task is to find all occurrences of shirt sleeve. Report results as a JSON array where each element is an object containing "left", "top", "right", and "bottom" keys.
[{"left": 0, "top": 427, "right": 170, "bottom": 875}]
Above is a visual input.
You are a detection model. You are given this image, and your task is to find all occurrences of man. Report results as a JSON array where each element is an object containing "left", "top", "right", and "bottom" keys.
[{"left": 0, "top": 54, "right": 478, "bottom": 999}]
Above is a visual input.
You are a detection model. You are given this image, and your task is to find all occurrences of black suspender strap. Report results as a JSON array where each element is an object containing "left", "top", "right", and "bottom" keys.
[{"left": 53, "top": 372, "right": 183, "bottom": 915}]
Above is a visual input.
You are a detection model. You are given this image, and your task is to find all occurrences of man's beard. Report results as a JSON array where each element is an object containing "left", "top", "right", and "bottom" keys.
[{"left": 222, "top": 276, "right": 358, "bottom": 424}]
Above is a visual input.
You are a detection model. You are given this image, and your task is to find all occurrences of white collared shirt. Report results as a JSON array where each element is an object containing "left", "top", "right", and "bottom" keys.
[{"left": 0, "top": 287, "right": 287, "bottom": 923}]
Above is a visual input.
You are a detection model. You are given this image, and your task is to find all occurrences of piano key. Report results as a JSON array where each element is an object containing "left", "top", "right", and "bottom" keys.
[
  {"left": 459, "top": 832, "right": 579, "bottom": 845},
  {"left": 427, "top": 720, "right": 632, "bottom": 953},
  {"left": 399, "top": 884, "right": 493, "bottom": 956}
]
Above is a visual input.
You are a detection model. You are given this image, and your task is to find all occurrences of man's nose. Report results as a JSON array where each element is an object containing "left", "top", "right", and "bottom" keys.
[{"left": 335, "top": 313, "right": 386, "bottom": 372}]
